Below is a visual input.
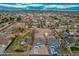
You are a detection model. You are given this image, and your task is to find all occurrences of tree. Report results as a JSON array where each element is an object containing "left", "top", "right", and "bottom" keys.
[{"left": 16, "top": 16, "right": 21, "bottom": 21}]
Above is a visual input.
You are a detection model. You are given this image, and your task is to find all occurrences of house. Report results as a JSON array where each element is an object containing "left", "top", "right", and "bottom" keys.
[
  {"left": 47, "top": 37, "right": 61, "bottom": 55},
  {"left": 0, "top": 39, "right": 12, "bottom": 54},
  {"left": 33, "top": 38, "right": 44, "bottom": 47},
  {"left": 29, "top": 38, "right": 49, "bottom": 55},
  {"left": 64, "top": 33, "right": 75, "bottom": 44},
  {"left": 21, "top": 37, "right": 32, "bottom": 45}
]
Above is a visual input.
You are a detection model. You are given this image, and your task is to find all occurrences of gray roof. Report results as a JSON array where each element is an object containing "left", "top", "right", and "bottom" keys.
[
  {"left": 47, "top": 37, "right": 60, "bottom": 55},
  {"left": 0, "top": 45, "right": 6, "bottom": 53},
  {"left": 33, "top": 38, "right": 44, "bottom": 46},
  {"left": 65, "top": 33, "right": 75, "bottom": 44},
  {"left": 47, "top": 37, "right": 60, "bottom": 47},
  {"left": 48, "top": 46, "right": 58, "bottom": 55},
  {"left": 0, "top": 33, "right": 7, "bottom": 39}
]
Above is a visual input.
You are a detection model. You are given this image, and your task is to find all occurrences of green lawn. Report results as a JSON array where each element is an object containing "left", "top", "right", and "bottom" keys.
[
  {"left": 70, "top": 46, "right": 79, "bottom": 52},
  {"left": 6, "top": 29, "right": 32, "bottom": 53}
]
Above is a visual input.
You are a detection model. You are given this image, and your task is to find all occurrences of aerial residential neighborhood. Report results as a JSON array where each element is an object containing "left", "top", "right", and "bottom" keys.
[{"left": 0, "top": 11, "right": 79, "bottom": 56}]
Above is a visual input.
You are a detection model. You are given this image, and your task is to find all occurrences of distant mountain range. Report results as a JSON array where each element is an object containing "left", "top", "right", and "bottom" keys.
[{"left": 0, "top": 3, "right": 79, "bottom": 11}]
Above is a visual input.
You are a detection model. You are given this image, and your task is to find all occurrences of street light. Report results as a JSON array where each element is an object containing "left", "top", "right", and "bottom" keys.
[
  {"left": 44, "top": 32, "right": 48, "bottom": 37},
  {"left": 44, "top": 32, "right": 48, "bottom": 45}
]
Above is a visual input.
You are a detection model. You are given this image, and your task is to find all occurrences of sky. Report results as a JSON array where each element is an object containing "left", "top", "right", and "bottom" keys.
[{"left": 0, "top": 3, "right": 79, "bottom": 11}]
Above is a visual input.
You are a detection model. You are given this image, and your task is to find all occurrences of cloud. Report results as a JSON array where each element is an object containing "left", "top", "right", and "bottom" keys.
[
  {"left": 0, "top": 3, "right": 44, "bottom": 9},
  {"left": 0, "top": 4, "right": 28, "bottom": 8},
  {"left": 28, "top": 4, "right": 43, "bottom": 7},
  {"left": 44, "top": 5, "right": 79, "bottom": 9}
]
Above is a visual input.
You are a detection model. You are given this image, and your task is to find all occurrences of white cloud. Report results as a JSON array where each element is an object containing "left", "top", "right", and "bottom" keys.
[
  {"left": 44, "top": 5, "right": 79, "bottom": 9},
  {"left": 0, "top": 4, "right": 28, "bottom": 8},
  {"left": 27, "top": 4, "right": 43, "bottom": 7},
  {"left": 0, "top": 3, "right": 43, "bottom": 8}
]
